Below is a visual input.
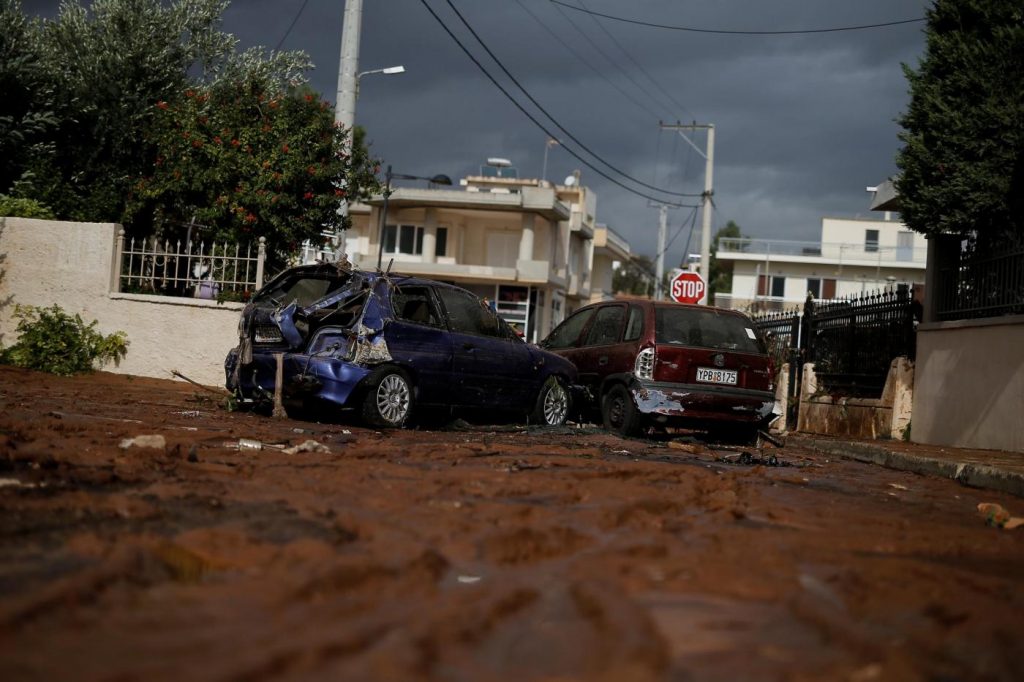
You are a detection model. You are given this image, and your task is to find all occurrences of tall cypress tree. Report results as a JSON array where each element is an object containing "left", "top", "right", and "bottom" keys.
[{"left": 896, "top": 0, "right": 1024, "bottom": 244}]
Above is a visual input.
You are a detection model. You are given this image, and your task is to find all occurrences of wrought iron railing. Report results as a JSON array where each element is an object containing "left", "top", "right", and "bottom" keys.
[
  {"left": 114, "top": 229, "right": 266, "bottom": 302},
  {"left": 936, "top": 233, "right": 1024, "bottom": 321},
  {"left": 752, "top": 286, "right": 920, "bottom": 399}
]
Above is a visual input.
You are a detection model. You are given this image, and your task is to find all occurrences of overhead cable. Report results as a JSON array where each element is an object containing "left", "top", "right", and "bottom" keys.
[
  {"left": 422, "top": 0, "right": 699, "bottom": 204},
  {"left": 549, "top": 1, "right": 925, "bottom": 35},
  {"left": 274, "top": 0, "right": 312, "bottom": 51}
]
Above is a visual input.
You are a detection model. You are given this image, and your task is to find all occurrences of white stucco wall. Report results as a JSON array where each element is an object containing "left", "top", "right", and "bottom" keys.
[
  {"left": 912, "top": 317, "right": 1024, "bottom": 452},
  {"left": 1, "top": 218, "right": 242, "bottom": 388}
]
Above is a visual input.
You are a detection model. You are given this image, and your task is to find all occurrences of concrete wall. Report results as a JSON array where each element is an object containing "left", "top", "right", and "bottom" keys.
[
  {"left": 1, "top": 217, "right": 243, "bottom": 388},
  {"left": 913, "top": 316, "right": 1024, "bottom": 452},
  {"left": 797, "top": 358, "right": 914, "bottom": 440}
]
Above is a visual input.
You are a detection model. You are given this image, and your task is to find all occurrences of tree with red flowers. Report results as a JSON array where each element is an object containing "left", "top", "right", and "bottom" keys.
[{"left": 127, "top": 78, "right": 381, "bottom": 264}]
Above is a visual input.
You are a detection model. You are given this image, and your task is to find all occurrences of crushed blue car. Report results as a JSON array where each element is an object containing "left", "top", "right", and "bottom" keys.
[{"left": 225, "top": 263, "right": 577, "bottom": 428}]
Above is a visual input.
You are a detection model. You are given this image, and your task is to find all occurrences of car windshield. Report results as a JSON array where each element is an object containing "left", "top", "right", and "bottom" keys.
[
  {"left": 254, "top": 275, "right": 347, "bottom": 308},
  {"left": 655, "top": 307, "right": 765, "bottom": 353}
]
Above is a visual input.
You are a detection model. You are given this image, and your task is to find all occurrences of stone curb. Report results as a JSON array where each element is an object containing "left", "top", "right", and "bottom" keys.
[{"left": 786, "top": 435, "right": 1024, "bottom": 499}]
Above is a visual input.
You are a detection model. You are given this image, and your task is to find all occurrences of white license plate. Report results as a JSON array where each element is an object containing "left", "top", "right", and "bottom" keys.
[{"left": 696, "top": 367, "right": 737, "bottom": 385}]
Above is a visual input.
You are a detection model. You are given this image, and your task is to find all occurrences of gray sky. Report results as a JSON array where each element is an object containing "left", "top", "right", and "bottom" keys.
[{"left": 22, "top": 0, "right": 929, "bottom": 263}]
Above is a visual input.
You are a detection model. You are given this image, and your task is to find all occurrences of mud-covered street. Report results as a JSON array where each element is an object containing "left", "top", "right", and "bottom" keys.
[{"left": 1, "top": 365, "right": 1022, "bottom": 682}]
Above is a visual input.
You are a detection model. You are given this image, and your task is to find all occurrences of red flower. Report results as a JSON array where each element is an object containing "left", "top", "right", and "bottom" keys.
[
  {"left": 231, "top": 139, "right": 240, "bottom": 147},
  {"left": 303, "top": 191, "right": 314, "bottom": 200},
  {"left": 334, "top": 188, "right": 346, "bottom": 197},
  {"left": 192, "top": 139, "right": 203, "bottom": 148},
  {"left": 281, "top": 144, "right": 289, "bottom": 153},
  {"left": 304, "top": 94, "right": 314, "bottom": 103},
  {"left": 185, "top": 89, "right": 195, "bottom": 98},
  {"left": 213, "top": 136, "right": 222, "bottom": 145},
  {"left": 244, "top": 213, "right": 257, "bottom": 224},
  {"left": 156, "top": 100, "right": 168, "bottom": 110}
]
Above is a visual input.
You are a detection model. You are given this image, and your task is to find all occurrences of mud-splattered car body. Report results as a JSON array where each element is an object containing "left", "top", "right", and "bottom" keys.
[
  {"left": 540, "top": 299, "right": 776, "bottom": 440},
  {"left": 225, "top": 263, "right": 576, "bottom": 427}
]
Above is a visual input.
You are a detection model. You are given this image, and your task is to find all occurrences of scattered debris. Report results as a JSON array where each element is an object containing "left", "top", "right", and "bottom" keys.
[
  {"left": 283, "top": 440, "right": 332, "bottom": 455},
  {"left": 172, "top": 410, "right": 204, "bottom": 419},
  {"left": 457, "top": 575, "right": 482, "bottom": 584},
  {"left": 170, "top": 370, "right": 229, "bottom": 396},
  {"left": 888, "top": 483, "right": 909, "bottom": 491},
  {"left": 506, "top": 459, "right": 542, "bottom": 472},
  {"left": 119, "top": 434, "right": 167, "bottom": 450},
  {"left": 668, "top": 441, "right": 706, "bottom": 454},
  {"left": 758, "top": 430, "right": 786, "bottom": 448},
  {"left": 187, "top": 445, "right": 199, "bottom": 463},
  {"left": 717, "top": 451, "right": 789, "bottom": 467},
  {"left": 0, "top": 478, "right": 39, "bottom": 489},
  {"left": 978, "top": 503, "right": 1024, "bottom": 530}
]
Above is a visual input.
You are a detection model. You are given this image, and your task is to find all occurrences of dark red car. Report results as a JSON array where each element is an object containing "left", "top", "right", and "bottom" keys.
[{"left": 540, "top": 300, "right": 776, "bottom": 441}]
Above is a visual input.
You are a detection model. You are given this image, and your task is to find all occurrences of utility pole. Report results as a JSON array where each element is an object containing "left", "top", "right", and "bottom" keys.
[
  {"left": 655, "top": 204, "right": 668, "bottom": 300},
  {"left": 660, "top": 122, "right": 715, "bottom": 304},
  {"left": 332, "top": 0, "right": 363, "bottom": 253}
]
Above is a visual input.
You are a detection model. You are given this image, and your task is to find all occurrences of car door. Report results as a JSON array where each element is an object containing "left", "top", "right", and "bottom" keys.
[
  {"left": 563, "top": 304, "right": 635, "bottom": 397},
  {"left": 385, "top": 285, "right": 452, "bottom": 405},
  {"left": 435, "top": 286, "right": 533, "bottom": 409}
]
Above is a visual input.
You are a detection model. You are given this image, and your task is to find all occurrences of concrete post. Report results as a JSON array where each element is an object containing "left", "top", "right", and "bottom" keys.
[
  {"left": 111, "top": 228, "right": 125, "bottom": 293},
  {"left": 519, "top": 213, "right": 536, "bottom": 262},
  {"left": 422, "top": 208, "right": 438, "bottom": 264},
  {"left": 256, "top": 236, "right": 266, "bottom": 289}
]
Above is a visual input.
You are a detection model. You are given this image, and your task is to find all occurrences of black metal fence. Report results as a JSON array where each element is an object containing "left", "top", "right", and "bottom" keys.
[
  {"left": 936, "top": 232, "right": 1024, "bottom": 321},
  {"left": 752, "top": 286, "right": 920, "bottom": 399}
]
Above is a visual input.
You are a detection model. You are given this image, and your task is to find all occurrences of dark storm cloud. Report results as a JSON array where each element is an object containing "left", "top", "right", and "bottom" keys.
[{"left": 19, "top": 0, "right": 929, "bottom": 260}]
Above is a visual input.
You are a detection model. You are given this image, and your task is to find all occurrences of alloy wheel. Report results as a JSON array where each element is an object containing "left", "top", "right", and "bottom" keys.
[
  {"left": 543, "top": 381, "right": 569, "bottom": 425},
  {"left": 376, "top": 374, "right": 410, "bottom": 425}
]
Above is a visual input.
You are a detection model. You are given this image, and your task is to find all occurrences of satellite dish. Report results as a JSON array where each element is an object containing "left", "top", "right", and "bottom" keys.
[{"left": 563, "top": 175, "right": 577, "bottom": 187}]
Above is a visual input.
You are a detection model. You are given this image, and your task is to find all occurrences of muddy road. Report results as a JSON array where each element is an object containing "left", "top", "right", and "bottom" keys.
[{"left": 1, "top": 366, "right": 1022, "bottom": 681}]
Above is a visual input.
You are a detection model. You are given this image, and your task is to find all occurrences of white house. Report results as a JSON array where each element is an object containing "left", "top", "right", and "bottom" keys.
[
  {"left": 341, "top": 162, "right": 631, "bottom": 342},
  {"left": 714, "top": 216, "right": 927, "bottom": 311}
]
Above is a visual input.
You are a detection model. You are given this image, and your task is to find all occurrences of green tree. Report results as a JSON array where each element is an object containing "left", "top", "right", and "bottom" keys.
[
  {"left": 896, "top": 0, "right": 1024, "bottom": 242},
  {"left": 709, "top": 220, "right": 745, "bottom": 299},
  {"left": 0, "top": 0, "right": 56, "bottom": 195},
  {"left": 127, "top": 80, "right": 380, "bottom": 263},
  {"left": 613, "top": 254, "right": 655, "bottom": 297}
]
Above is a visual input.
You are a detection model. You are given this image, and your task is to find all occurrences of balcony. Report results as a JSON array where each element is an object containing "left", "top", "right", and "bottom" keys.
[{"left": 717, "top": 237, "right": 926, "bottom": 267}]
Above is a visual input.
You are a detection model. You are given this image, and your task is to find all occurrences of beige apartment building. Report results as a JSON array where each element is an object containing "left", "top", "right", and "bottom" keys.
[{"left": 341, "top": 165, "right": 632, "bottom": 342}]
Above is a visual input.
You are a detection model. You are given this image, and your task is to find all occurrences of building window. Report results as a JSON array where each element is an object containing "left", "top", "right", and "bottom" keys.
[
  {"left": 384, "top": 224, "right": 446, "bottom": 256},
  {"left": 757, "top": 275, "right": 786, "bottom": 298},
  {"left": 804, "top": 278, "right": 836, "bottom": 299},
  {"left": 865, "top": 229, "right": 879, "bottom": 253},
  {"left": 435, "top": 227, "right": 448, "bottom": 257}
]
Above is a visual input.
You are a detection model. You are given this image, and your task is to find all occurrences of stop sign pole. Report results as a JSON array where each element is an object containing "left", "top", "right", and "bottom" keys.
[{"left": 670, "top": 271, "right": 707, "bottom": 305}]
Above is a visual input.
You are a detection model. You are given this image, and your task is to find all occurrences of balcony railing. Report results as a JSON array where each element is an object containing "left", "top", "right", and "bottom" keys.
[{"left": 718, "top": 237, "right": 926, "bottom": 264}]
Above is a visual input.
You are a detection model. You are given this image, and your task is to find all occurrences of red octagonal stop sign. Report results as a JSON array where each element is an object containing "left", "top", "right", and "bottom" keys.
[{"left": 670, "top": 271, "right": 706, "bottom": 304}]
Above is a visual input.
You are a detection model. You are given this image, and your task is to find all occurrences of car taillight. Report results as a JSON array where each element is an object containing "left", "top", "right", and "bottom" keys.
[{"left": 635, "top": 347, "right": 655, "bottom": 380}]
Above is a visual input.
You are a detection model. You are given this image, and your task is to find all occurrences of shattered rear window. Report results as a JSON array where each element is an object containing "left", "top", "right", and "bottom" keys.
[
  {"left": 254, "top": 276, "right": 347, "bottom": 308},
  {"left": 655, "top": 307, "right": 765, "bottom": 354}
]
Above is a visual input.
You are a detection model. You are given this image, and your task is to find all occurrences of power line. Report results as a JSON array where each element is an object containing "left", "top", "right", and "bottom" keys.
[
  {"left": 274, "top": 0, "right": 312, "bottom": 51},
  {"left": 441, "top": 0, "right": 702, "bottom": 198},
  {"left": 550, "top": 0, "right": 677, "bottom": 121},
  {"left": 575, "top": 0, "right": 697, "bottom": 121},
  {"left": 549, "top": 1, "right": 925, "bottom": 35},
  {"left": 511, "top": 0, "right": 665, "bottom": 122}
]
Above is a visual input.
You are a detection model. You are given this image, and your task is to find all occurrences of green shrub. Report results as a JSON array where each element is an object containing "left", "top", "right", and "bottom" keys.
[
  {"left": 0, "top": 195, "right": 56, "bottom": 219},
  {"left": 0, "top": 304, "right": 129, "bottom": 375}
]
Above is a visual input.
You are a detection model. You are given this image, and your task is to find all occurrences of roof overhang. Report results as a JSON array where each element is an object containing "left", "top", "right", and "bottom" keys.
[
  {"left": 364, "top": 186, "right": 570, "bottom": 221},
  {"left": 870, "top": 179, "right": 900, "bottom": 212}
]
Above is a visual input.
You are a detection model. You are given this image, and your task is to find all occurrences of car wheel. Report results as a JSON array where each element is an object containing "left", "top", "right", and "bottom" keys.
[
  {"left": 602, "top": 384, "right": 643, "bottom": 437},
  {"left": 361, "top": 367, "right": 413, "bottom": 428},
  {"left": 531, "top": 376, "right": 570, "bottom": 426}
]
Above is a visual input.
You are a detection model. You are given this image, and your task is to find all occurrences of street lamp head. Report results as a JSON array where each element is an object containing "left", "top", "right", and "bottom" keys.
[
  {"left": 429, "top": 174, "right": 453, "bottom": 186},
  {"left": 381, "top": 65, "right": 406, "bottom": 75}
]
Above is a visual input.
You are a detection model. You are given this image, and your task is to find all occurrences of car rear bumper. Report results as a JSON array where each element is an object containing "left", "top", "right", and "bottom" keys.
[
  {"left": 629, "top": 378, "right": 776, "bottom": 425},
  {"left": 226, "top": 349, "right": 371, "bottom": 408}
]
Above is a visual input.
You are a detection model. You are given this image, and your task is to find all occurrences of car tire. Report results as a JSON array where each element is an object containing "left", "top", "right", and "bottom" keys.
[
  {"left": 602, "top": 384, "right": 643, "bottom": 437},
  {"left": 531, "top": 376, "right": 570, "bottom": 426},
  {"left": 361, "top": 366, "right": 413, "bottom": 428}
]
